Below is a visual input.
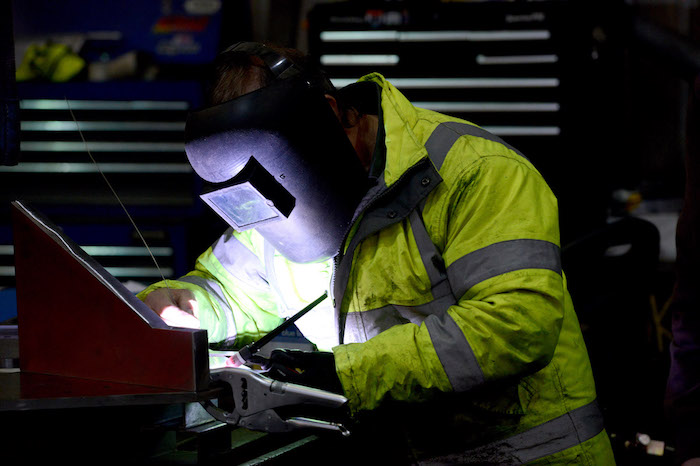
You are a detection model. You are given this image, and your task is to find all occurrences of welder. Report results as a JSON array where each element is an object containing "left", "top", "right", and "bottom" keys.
[{"left": 139, "top": 42, "right": 616, "bottom": 464}]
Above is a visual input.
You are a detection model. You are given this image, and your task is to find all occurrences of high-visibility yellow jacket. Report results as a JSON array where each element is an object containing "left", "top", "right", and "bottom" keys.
[{"left": 139, "top": 73, "right": 615, "bottom": 464}]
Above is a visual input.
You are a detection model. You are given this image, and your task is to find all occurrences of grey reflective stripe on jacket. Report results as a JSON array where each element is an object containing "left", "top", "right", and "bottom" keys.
[
  {"left": 211, "top": 229, "right": 270, "bottom": 290},
  {"left": 448, "top": 239, "right": 562, "bottom": 300},
  {"left": 419, "top": 399, "right": 605, "bottom": 465},
  {"left": 425, "top": 120, "right": 528, "bottom": 171},
  {"left": 198, "top": 228, "right": 271, "bottom": 343}
]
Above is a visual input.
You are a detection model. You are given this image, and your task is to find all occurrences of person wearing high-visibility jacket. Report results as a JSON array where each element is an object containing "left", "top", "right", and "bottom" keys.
[{"left": 139, "top": 42, "right": 615, "bottom": 464}]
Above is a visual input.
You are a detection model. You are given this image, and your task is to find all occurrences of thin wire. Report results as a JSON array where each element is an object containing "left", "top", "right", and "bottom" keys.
[{"left": 66, "top": 98, "right": 175, "bottom": 303}]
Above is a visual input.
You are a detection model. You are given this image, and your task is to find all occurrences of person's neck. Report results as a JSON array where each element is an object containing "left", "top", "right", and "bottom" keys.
[{"left": 353, "top": 114, "right": 379, "bottom": 172}]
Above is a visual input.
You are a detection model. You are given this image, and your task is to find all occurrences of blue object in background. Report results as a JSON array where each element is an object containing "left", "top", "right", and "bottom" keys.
[
  {"left": 0, "top": 288, "right": 17, "bottom": 322},
  {"left": 12, "top": 0, "right": 223, "bottom": 65}
]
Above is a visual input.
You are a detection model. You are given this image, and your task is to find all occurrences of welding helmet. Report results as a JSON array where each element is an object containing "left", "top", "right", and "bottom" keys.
[{"left": 184, "top": 42, "right": 368, "bottom": 263}]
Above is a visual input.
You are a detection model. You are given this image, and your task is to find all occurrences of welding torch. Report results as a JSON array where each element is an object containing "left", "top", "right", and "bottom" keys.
[{"left": 210, "top": 291, "right": 329, "bottom": 368}]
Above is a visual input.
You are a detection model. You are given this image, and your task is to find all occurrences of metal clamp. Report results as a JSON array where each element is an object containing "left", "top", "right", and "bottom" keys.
[{"left": 202, "top": 367, "right": 350, "bottom": 436}]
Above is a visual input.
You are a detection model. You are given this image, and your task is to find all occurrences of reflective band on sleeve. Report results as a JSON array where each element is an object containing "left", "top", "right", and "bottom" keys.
[
  {"left": 425, "top": 121, "right": 527, "bottom": 170},
  {"left": 425, "top": 311, "right": 484, "bottom": 392},
  {"left": 343, "top": 305, "right": 399, "bottom": 343},
  {"left": 393, "top": 292, "right": 457, "bottom": 322},
  {"left": 179, "top": 274, "right": 237, "bottom": 340},
  {"left": 342, "top": 291, "right": 460, "bottom": 343},
  {"left": 211, "top": 229, "right": 269, "bottom": 290},
  {"left": 448, "top": 239, "right": 562, "bottom": 300},
  {"left": 421, "top": 399, "right": 606, "bottom": 464}
]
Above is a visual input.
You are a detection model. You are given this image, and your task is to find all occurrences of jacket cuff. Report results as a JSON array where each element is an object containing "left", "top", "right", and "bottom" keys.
[{"left": 333, "top": 344, "right": 363, "bottom": 413}]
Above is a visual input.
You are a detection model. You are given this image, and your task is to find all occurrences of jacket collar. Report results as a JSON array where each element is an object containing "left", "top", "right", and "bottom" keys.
[{"left": 358, "top": 73, "right": 431, "bottom": 188}]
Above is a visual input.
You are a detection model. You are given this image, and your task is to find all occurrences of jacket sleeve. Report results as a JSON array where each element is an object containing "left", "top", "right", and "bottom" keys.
[
  {"left": 137, "top": 228, "right": 284, "bottom": 346},
  {"left": 333, "top": 153, "right": 566, "bottom": 412}
]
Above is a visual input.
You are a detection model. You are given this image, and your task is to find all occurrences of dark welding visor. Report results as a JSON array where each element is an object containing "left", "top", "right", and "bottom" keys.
[{"left": 185, "top": 74, "right": 367, "bottom": 263}]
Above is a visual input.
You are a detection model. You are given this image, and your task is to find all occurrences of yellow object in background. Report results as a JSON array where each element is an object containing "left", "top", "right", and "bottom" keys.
[{"left": 16, "top": 42, "right": 85, "bottom": 82}]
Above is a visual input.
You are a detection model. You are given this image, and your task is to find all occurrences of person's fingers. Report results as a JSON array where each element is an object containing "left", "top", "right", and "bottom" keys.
[
  {"left": 159, "top": 305, "right": 200, "bottom": 328},
  {"left": 173, "top": 289, "right": 197, "bottom": 313},
  {"left": 143, "top": 288, "right": 175, "bottom": 314},
  {"left": 144, "top": 289, "right": 197, "bottom": 317}
]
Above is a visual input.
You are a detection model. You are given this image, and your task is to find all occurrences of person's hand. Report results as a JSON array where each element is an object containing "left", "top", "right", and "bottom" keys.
[
  {"left": 143, "top": 288, "right": 200, "bottom": 329},
  {"left": 266, "top": 349, "right": 343, "bottom": 394}
]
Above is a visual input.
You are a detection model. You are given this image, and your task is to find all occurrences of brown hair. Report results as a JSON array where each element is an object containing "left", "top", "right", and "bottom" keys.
[
  {"left": 207, "top": 42, "right": 363, "bottom": 128},
  {"left": 209, "top": 43, "right": 313, "bottom": 105}
]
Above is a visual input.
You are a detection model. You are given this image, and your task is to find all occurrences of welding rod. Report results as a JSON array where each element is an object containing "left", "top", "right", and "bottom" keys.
[{"left": 232, "top": 291, "right": 329, "bottom": 364}]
